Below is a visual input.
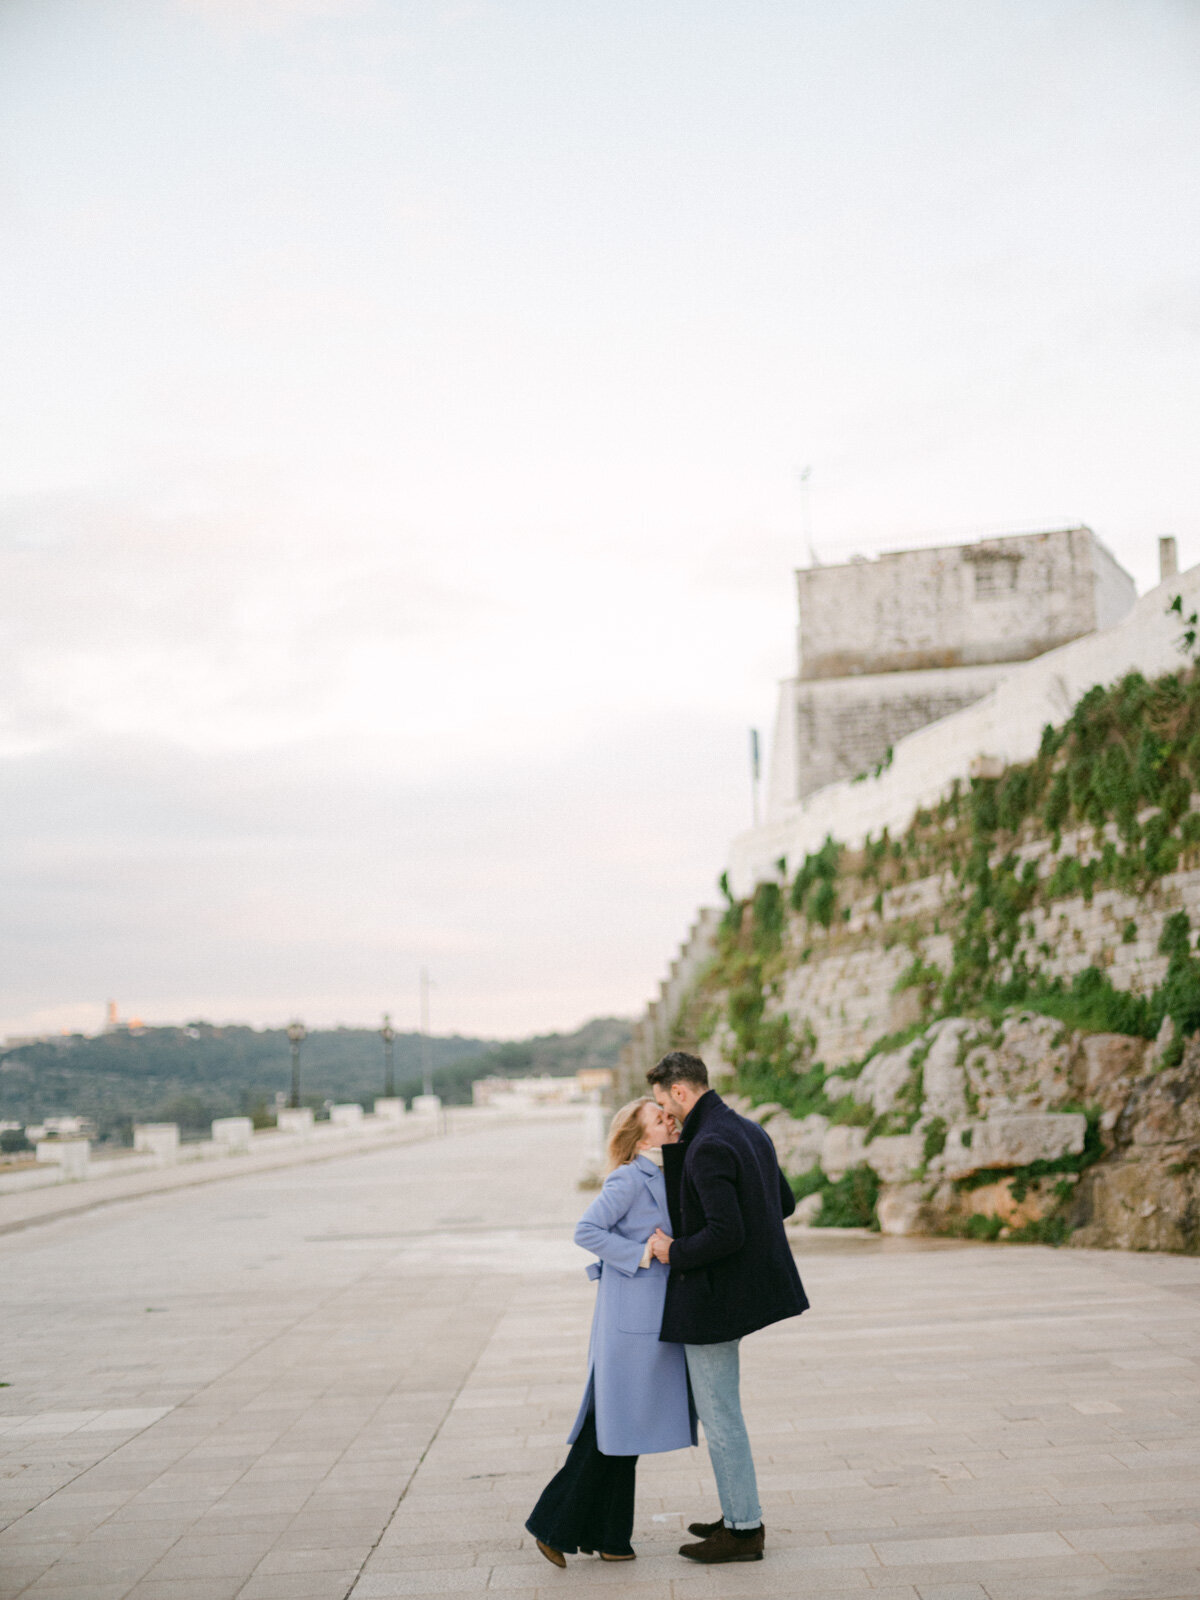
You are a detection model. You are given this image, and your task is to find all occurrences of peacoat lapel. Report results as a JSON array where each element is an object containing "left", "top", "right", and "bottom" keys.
[{"left": 661, "top": 1143, "right": 685, "bottom": 1234}]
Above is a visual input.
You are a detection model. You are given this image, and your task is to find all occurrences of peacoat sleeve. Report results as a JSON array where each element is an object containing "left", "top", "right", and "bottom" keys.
[
  {"left": 668, "top": 1139, "right": 746, "bottom": 1271},
  {"left": 574, "top": 1165, "right": 650, "bottom": 1277}
]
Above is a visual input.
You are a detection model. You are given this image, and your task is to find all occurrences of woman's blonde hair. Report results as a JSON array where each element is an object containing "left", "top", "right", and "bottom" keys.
[{"left": 606, "top": 1096, "right": 655, "bottom": 1173}]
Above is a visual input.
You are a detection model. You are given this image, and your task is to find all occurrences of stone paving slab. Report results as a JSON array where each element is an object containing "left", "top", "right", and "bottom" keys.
[{"left": 2, "top": 1109, "right": 1199, "bottom": 1599}]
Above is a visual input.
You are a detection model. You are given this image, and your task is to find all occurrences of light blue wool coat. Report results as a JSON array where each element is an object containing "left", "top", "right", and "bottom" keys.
[{"left": 569, "top": 1153, "right": 698, "bottom": 1457}]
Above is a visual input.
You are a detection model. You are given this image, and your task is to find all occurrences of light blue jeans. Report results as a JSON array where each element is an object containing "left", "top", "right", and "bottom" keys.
[{"left": 684, "top": 1339, "right": 762, "bottom": 1529}]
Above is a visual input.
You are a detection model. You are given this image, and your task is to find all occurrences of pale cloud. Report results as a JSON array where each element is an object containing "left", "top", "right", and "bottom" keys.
[
  {"left": 2, "top": 0, "right": 1198, "bottom": 1036},
  {"left": 176, "top": 0, "right": 370, "bottom": 37},
  {"left": 0, "top": 711, "right": 746, "bottom": 1037}
]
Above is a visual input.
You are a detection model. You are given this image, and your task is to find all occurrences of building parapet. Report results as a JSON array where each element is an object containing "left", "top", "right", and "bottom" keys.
[{"left": 731, "top": 567, "right": 1200, "bottom": 897}]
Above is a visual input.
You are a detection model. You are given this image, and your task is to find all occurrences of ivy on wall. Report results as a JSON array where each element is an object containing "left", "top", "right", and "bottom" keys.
[{"left": 700, "top": 638, "right": 1200, "bottom": 1093}]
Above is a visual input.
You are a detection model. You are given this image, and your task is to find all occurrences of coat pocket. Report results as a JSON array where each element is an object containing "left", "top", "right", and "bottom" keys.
[{"left": 616, "top": 1268, "right": 665, "bottom": 1335}]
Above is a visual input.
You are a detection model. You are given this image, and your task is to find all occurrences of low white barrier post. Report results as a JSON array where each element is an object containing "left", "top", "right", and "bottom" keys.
[
  {"left": 276, "top": 1108, "right": 315, "bottom": 1136},
  {"left": 133, "top": 1124, "right": 180, "bottom": 1163},
  {"left": 36, "top": 1139, "right": 90, "bottom": 1179},
  {"left": 211, "top": 1117, "right": 253, "bottom": 1153},
  {"left": 57, "top": 1140, "right": 90, "bottom": 1180}
]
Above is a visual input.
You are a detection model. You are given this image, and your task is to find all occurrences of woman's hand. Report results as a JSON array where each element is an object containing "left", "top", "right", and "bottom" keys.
[{"left": 649, "top": 1228, "right": 673, "bottom": 1264}]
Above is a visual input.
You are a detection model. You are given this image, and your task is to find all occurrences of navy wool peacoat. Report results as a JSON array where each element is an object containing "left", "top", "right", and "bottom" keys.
[{"left": 660, "top": 1090, "right": 809, "bottom": 1345}]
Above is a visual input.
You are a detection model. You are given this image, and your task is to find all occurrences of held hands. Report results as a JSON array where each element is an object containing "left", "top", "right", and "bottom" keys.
[{"left": 649, "top": 1227, "right": 673, "bottom": 1264}]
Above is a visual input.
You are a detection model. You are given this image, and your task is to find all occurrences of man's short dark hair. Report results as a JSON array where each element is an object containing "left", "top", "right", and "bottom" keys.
[{"left": 647, "top": 1051, "right": 709, "bottom": 1091}]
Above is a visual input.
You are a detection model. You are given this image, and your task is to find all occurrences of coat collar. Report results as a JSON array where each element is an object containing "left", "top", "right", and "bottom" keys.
[
  {"left": 680, "top": 1088, "right": 722, "bottom": 1145},
  {"left": 632, "top": 1152, "right": 662, "bottom": 1177}
]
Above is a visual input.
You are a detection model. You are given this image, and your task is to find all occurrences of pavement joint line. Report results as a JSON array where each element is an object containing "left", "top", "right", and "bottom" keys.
[
  {"left": 303, "top": 1225, "right": 574, "bottom": 1243},
  {"left": 3, "top": 1191, "right": 494, "bottom": 1591},
  {"left": 6, "top": 1112, "right": 1200, "bottom": 1599},
  {"left": 321, "top": 1303, "right": 511, "bottom": 1600}
]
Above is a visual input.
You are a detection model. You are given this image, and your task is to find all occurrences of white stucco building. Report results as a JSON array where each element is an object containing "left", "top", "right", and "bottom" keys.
[
  {"left": 728, "top": 530, "right": 1190, "bottom": 896},
  {"left": 769, "top": 526, "right": 1135, "bottom": 812}
]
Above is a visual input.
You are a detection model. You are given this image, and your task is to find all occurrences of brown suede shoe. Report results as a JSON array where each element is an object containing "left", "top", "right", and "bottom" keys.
[
  {"left": 535, "top": 1539, "right": 566, "bottom": 1568},
  {"left": 679, "top": 1524, "right": 764, "bottom": 1562},
  {"left": 687, "top": 1516, "right": 724, "bottom": 1538}
]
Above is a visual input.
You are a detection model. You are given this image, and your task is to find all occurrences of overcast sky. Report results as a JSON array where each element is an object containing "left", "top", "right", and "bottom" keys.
[{"left": 2, "top": 0, "right": 1198, "bottom": 1041}]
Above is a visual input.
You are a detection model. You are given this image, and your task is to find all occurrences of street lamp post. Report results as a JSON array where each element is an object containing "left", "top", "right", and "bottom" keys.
[
  {"left": 286, "top": 1019, "right": 306, "bottom": 1109},
  {"left": 419, "top": 968, "right": 432, "bottom": 1099},
  {"left": 379, "top": 1012, "right": 396, "bottom": 1099}
]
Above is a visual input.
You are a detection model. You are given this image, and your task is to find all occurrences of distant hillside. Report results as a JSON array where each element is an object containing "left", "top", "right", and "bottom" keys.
[{"left": 0, "top": 1015, "right": 632, "bottom": 1141}]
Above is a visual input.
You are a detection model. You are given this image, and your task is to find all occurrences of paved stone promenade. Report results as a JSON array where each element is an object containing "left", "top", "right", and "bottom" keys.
[{"left": 2, "top": 1108, "right": 1199, "bottom": 1600}]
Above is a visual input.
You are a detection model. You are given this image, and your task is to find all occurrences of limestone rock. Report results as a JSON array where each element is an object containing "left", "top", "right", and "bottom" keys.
[
  {"left": 1118, "top": 1060, "right": 1200, "bottom": 1150},
  {"left": 863, "top": 1133, "right": 924, "bottom": 1183},
  {"left": 745, "top": 1101, "right": 784, "bottom": 1124},
  {"left": 1075, "top": 1032, "right": 1148, "bottom": 1098},
  {"left": 1071, "top": 1152, "right": 1200, "bottom": 1252},
  {"left": 920, "top": 1018, "right": 975, "bottom": 1120},
  {"left": 950, "top": 1176, "right": 1067, "bottom": 1227},
  {"left": 1072, "top": 1033, "right": 1147, "bottom": 1147},
  {"left": 940, "top": 1112, "right": 1086, "bottom": 1178},
  {"left": 766, "top": 1112, "right": 829, "bottom": 1176},
  {"left": 877, "top": 1183, "right": 928, "bottom": 1235},
  {"left": 1151, "top": 1013, "right": 1176, "bottom": 1067},
  {"left": 823, "top": 1074, "right": 855, "bottom": 1101},
  {"left": 820, "top": 1124, "right": 867, "bottom": 1180},
  {"left": 885, "top": 984, "right": 925, "bottom": 1035},
  {"left": 792, "top": 1192, "right": 824, "bottom": 1226},
  {"left": 963, "top": 1012, "right": 1071, "bottom": 1116},
  {"left": 852, "top": 1043, "right": 919, "bottom": 1115}
]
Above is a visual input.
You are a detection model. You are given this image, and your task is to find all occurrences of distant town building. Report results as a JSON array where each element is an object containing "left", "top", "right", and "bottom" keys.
[
  {"left": 575, "top": 1067, "right": 615, "bottom": 1095},
  {"left": 24, "top": 1115, "right": 96, "bottom": 1141},
  {"left": 768, "top": 526, "right": 1136, "bottom": 810},
  {"left": 472, "top": 1068, "right": 613, "bottom": 1108}
]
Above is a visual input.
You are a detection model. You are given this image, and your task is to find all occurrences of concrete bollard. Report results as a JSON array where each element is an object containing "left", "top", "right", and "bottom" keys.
[
  {"left": 211, "top": 1116, "right": 253, "bottom": 1152},
  {"left": 133, "top": 1123, "right": 180, "bottom": 1162},
  {"left": 56, "top": 1140, "right": 90, "bottom": 1180},
  {"left": 36, "top": 1139, "right": 90, "bottom": 1178},
  {"left": 330, "top": 1103, "right": 364, "bottom": 1128},
  {"left": 373, "top": 1097, "right": 405, "bottom": 1121},
  {"left": 411, "top": 1094, "right": 442, "bottom": 1116},
  {"left": 276, "top": 1107, "right": 314, "bottom": 1136}
]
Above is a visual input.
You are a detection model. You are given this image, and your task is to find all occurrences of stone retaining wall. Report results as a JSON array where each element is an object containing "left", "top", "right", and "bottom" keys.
[{"left": 767, "top": 834, "right": 1200, "bottom": 1071}]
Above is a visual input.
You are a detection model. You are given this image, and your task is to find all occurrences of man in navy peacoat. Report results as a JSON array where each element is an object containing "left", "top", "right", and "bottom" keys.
[{"left": 647, "top": 1050, "right": 808, "bottom": 1566}]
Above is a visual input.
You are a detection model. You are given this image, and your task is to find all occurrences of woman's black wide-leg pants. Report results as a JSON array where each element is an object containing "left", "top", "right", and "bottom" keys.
[{"left": 525, "top": 1410, "right": 637, "bottom": 1556}]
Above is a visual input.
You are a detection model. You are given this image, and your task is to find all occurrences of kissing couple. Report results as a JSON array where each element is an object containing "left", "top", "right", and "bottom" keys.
[{"left": 526, "top": 1050, "right": 809, "bottom": 1567}]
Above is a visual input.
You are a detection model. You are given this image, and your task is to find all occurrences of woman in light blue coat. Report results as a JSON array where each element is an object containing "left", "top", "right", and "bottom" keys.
[{"left": 527, "top": 1097, "right": 696, "bottom": 1568}]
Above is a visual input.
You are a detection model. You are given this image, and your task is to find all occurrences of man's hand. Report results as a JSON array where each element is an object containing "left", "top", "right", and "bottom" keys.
[{"left": 649, "top": 1228, "right": 673, "bottom": 1264}]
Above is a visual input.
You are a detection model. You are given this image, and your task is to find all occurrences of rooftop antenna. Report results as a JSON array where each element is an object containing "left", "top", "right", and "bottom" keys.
[{"left": 796, "top": 465, "right": 817, "bottom": 567}]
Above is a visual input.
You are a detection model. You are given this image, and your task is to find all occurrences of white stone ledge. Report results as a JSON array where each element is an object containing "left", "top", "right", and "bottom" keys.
[
  {"left": 0, "top": 1112, "right": 443, "bottom": 1232},
  {"left": 731, "top": 565, "right": 1200, "bottom": 895}
]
